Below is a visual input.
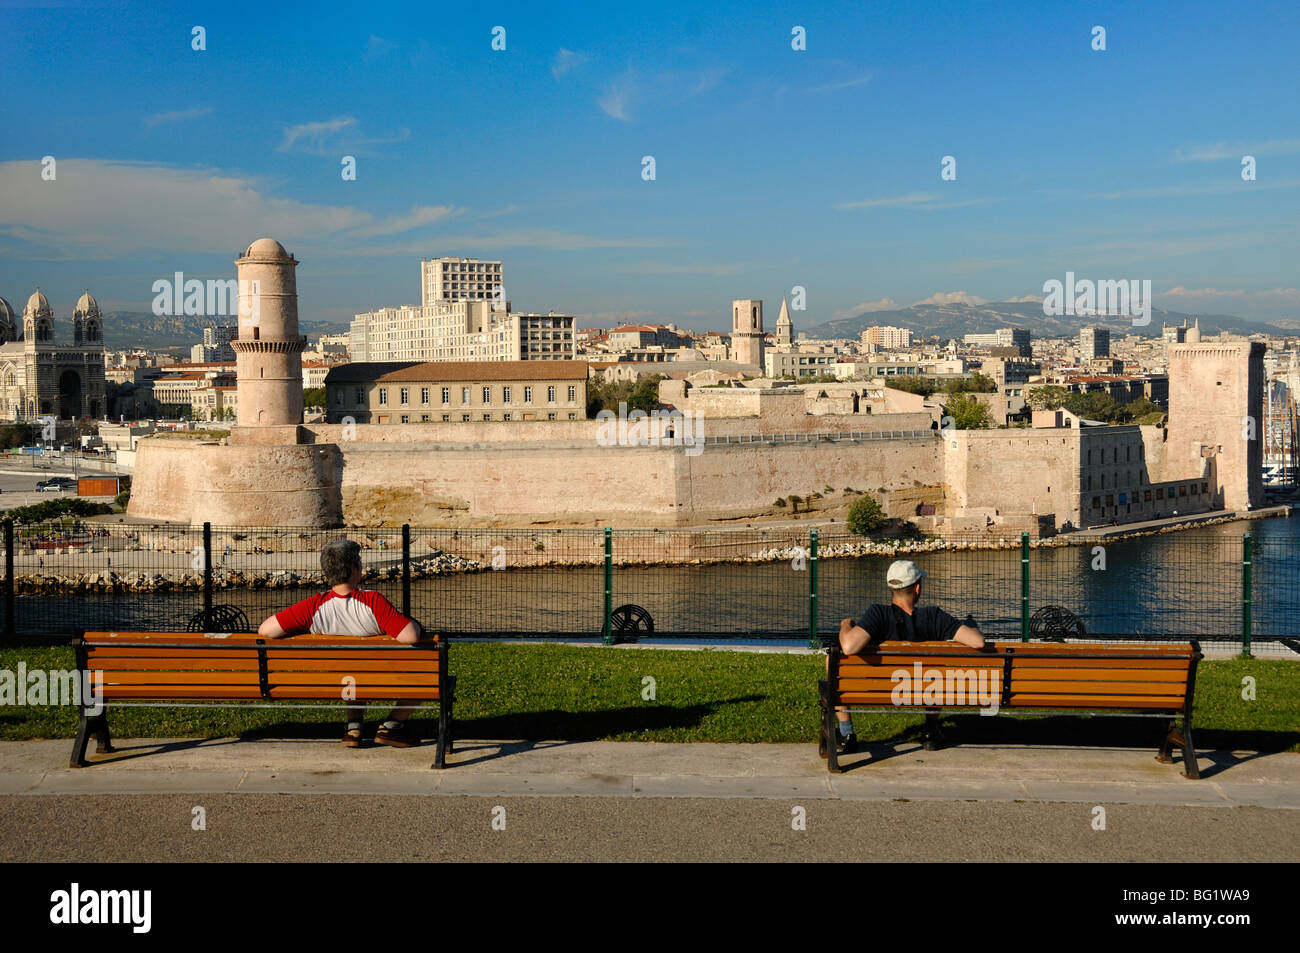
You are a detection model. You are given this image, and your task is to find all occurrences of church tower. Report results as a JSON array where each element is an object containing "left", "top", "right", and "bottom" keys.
[
  {"left": 729, "top": 298, "right": 764, "bottom": 369},
  {"left": 231, "top": 238, "right": 305, "bottom": 437},
  {"left": 775, "top": 296, "right": 793, "bottom": 347}
]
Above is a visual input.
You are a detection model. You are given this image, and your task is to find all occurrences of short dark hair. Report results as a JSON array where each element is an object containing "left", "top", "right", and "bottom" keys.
[{"left": 321, "top": 539, "right": 362, "bottom": 585}]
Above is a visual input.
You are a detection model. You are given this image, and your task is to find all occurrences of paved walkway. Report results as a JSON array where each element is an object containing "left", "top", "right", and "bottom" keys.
[{"left": 3, "top": 737, "right": 1297, "bottom": 809}]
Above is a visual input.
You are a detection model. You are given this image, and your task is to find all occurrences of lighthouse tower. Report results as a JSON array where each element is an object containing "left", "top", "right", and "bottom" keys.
[{"left": 231, "top": 238, "right": 305, "bottom": 437}]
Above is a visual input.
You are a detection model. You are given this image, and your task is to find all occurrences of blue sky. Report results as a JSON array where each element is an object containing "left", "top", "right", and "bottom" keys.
[{"left": 2, "top": 0, "right": 1299, "bottom": 332}]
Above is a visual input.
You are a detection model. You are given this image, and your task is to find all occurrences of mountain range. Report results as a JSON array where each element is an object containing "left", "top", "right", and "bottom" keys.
[
  {"left": 96, "top": 312, "right": 348, "bottom": 350},
  {"left": 803, "top": 302, "right": 1292, "bottom": 343}
]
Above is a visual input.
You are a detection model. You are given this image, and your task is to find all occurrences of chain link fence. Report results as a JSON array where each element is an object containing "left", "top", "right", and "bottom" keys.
[{"left": 2, "top": 519, "right": 1295, "bottom": 652}]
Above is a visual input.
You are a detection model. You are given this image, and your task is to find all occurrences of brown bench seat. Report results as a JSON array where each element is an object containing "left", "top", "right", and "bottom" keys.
[
  {"left": 819, "top": 640, "right": 1202, "bottom": 777},
  {"left": 72, "top": 631, "right": 455, "bottom": 768}
]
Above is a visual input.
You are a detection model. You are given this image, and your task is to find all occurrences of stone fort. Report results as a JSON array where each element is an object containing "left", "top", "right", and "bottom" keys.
[{"left": 128, "top": 240, "right": 1265, "bottom": 529}]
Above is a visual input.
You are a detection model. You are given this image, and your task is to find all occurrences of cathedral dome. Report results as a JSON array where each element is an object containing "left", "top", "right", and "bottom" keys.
[
  {"left": 75, "top": 290, "right": 100, "bottom": 316},
  {"left": 25, "top": 289, "right": 50, "bottom": 316},
  {"left": 0, "top": 297, "right": 12, "bottom": 323},
  {"left": 242, "top": 237, "right": 290, "bottom": 259}
]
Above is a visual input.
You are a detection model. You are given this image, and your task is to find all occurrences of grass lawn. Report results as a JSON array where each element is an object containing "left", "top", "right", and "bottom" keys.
[{"left": 1, "top": 643, "right": 1296, "bottom": 751}]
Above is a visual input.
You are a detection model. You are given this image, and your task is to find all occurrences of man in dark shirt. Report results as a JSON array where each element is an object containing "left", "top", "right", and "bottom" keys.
[{"left": 833, "top": 559, "right": 984, "bottom": 752}]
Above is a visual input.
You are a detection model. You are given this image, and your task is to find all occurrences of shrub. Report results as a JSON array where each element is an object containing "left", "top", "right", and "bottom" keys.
[
  {"left": 847, "top": 495, "right": 887, "bottom": 535},
  {"left": 774, "top": 498, "right": 787, "bottom": 507}
]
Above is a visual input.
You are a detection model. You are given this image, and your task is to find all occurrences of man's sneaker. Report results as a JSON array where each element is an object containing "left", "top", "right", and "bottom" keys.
[
  {"left": 374, "top": 723, "right": 418, "bottom": 748},
  {"left": 341, "top": 727, "right": 363, "bottom": 748},
  {"left": 836, "top": 731, "right": 858, "bottom": 755}
]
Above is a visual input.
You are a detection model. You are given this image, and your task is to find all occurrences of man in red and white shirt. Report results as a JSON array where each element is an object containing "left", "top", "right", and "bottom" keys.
[{"left": 259, "top": 539, "right": 426, "bottom": 748}]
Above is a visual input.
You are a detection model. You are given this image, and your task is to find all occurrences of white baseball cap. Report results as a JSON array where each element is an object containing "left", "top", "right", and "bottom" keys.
[{"left": 886, "top": 559, "right": 926, "bottom": 589}]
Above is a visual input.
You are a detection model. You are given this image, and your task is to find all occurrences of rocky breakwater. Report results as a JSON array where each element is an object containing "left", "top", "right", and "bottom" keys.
[{"left": 15, "top": 551, "right": 482, "bottom": 594}]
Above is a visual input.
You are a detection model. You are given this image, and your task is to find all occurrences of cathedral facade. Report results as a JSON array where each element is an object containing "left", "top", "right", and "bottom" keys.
[{"left": 0, "top": 290, "right": 107, "bottom": 421}]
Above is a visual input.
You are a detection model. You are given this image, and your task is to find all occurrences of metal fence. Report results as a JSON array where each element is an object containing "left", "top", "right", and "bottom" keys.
[{"left": 2, "top": 518, "right": 1294, "bottom": 653}]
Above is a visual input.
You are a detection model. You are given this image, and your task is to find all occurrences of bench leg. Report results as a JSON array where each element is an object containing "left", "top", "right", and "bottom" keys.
[
  {"left": 1155, "top": 719, "right": 1178, "bottom": 764},
  {"left": 1180, "top": 714, "right": 1200, "bottom": 780},
  {"left": 69, "top": 710, "right": 93, "bottom": 768},
  {"left": 922, "top": 712, "right": 947, "bottom": 751},
  {"left": 817, "top": 681, "right": 829, "bottom": 760},
  {"left": 93, "top": 712, "right": 115, "bottom": 754}
]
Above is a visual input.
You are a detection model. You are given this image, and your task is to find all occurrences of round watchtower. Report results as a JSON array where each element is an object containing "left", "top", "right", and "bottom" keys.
[{"left": 231, "top": 238, "right": 306, "bottom": 428}]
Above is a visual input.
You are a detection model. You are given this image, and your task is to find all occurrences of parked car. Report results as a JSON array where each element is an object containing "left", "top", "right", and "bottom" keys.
[{"left": 37, "top": 480, "right": 63, "bottom": 492}]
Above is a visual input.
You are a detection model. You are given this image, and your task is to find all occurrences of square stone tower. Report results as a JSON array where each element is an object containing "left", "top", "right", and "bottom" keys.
[
  {"left": 1166, "top": 338, "right": 1265, "bottom": 511},
  {"left": 729, "top": 298, "right": 764, "bottom": 369}
]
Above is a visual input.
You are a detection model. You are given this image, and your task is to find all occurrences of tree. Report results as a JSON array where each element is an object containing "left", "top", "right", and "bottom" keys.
[
  {"left": 944, "top": 392, "right": 994, "bottom": 430},
  {"left": 1026, "top": 385, "right": 1070, "bottom": 410},
  {"left": 942, "top": 372, "right": 998, "bottom": 395},
  {"left": 847, "top": 494, "right": 887, "bottom": 535},
  {"left": 884, "top": 376, "right": 936, "bottom": 397},
  {"left": 303, "top": 387, "right": 326, "bottom": 409},
  {"left": 586, "top": 375, "right": 665, "bottom": 416}
]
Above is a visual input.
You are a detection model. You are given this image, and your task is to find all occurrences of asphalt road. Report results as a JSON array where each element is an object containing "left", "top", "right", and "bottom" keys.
[{"left": 2, "top": 794, "right": 1296, "bottom": 862}]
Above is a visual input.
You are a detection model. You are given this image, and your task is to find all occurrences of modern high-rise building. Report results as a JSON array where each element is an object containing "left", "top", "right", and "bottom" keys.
[
  {"left": 420, "top": 257, "right": 504, "bottom": 306},
  {"left": 962, "top": 327, "right": 1029, "bottom": 356},
  {"left": 1080, "top": 326, "right": 1110, "bottom": 360}
]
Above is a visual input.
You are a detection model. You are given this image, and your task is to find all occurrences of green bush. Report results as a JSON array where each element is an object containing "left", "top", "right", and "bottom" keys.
[
  {"left": 847, "top": 495, "right": 887, "bottom": 535},
  {"left": 6, "top": 498, "right": 113, "bottom": 524}
]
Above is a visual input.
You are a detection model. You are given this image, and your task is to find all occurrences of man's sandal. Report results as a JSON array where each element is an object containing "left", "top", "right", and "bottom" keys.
[{"left": 341, "top": 727, "right": 364, "bottom": 748}]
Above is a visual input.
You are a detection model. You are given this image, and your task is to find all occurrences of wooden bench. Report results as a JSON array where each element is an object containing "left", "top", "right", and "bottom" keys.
[
  {"left": 819, "top": 640, "right": 1202, "bottom": 777},
  {"left": 71, "top": 631, "right": 456, "bottom": 769}
]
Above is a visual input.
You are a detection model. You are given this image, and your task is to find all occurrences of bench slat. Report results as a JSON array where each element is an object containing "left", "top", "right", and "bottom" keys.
[
  {"left": 1008, "top": 693, "right": 1183, "bottom": 709},
  {"left": 1010, "top": 681, "right": 1186, "bottom": 696}
]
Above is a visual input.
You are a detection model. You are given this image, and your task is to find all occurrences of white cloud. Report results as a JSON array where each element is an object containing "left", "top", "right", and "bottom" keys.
[
  {"left": 911, "top": 291, "right": 987, "bottom": 307},
  {"left": 143, "top": 107, "right": 213, "bottom": 130},
  {"left": 1005, "top": 294, "right": 1042, "bottom": 303},
  {"left": 1174, "top": 138, "right": 1300, "bottom": 162},
  {"left": 0, "top": 159, "right": 452, "bottom": 259},
  {"left": 277, "top": 117, "right": 410, "bottom": 155},
  {"left": 598, "top": 81, "right": 634, "bottom": 121},
  {"left": 813, "top": 72, "right": 873, "bottom": 92},
  {"left": 835, "top": 192, "right": 997, "bottom": 211},
  {"left": 834, "top": 298, "right": 896, "bottom": 319},
  {"left": 1161, "top": 286, "right": 1300, "bottom": 303},
  {"left": 551, "top": 48, "right": 588, "bottom": 79},
  {"left": 279, "top": 117, "right": 356, "bottom": 152}
]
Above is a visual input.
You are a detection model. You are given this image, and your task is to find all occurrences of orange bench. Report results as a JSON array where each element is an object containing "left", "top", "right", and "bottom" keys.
[
  {"left": 819, "top": 640, "right": 1202, "bottom": 777},
  {"left": 72, "top": 631, "right": 455, "bottom": 768}
]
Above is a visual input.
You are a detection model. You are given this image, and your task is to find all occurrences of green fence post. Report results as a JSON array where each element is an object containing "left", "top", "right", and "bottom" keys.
[
  {"left": 808, "top": 528, "right": 820, "bottom": 649},
  {"left": 1242, "top": 532, "right": 1253, "bottom": 659},
  {"left": 203, "top": 521, "right": 213, "bottom": 618},
  {"left": 1020, "top": 531, "right": 1030, "bottom": 642},
  {"left": 602, "top": 527, "right": 613, "bottom": 645},
  {"left": 3, "top": 519, "right": 12, "bottom": 637},
  {"left": 401, "top": 524, "right": 411, "bottom": 618}
]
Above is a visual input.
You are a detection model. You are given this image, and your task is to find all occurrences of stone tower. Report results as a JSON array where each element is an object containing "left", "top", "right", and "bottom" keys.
[
  {"left": 1166, "top": 339, "right": 1264, "bottom": 511},
  {"left": 775, "top": 296, "right": 793, "bottom": 347},
  {"left": 231, "top": 238, "right": 305, "bottom": 438},
  {"left": 729, "top": 298, "right": 764, "bottom": 368}
]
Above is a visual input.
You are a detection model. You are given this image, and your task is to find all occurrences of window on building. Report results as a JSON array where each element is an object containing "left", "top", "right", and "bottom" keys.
[
  {"left": 334, "top": 390, "right": 343, "bottom": 405},
  {"left": 354, "top": 388, "right": 364, "bottom": 405},
  {"left": 378, "top": 388, "right": 388, "bottom": 405},
  {"left": 462, "top": 414, "right": 470, "bottom": 421},
  {"left": 462, "top": 387, "right": 470, "bottom": 404},
  {"left": 1105, "top": 494, "right": 1114, "bottom": 506},
  {"left": 483, "top": 413, "right": 491, "bottom": 421},
  {"left": 548, "top": 385, "right": 556, "bottom": 402},
  {"left": 567, "top": 386, "right": 576, "bottom": 402},
  {"left": 524, "top": 386, "right": 532, "bottom": 403},
  {"left": 503, "top": 386, "right": 511, "bottom": 404},
  {"left": 568, "top": 413, "right": 576, "bottom": 420},
  {"left": 503, "top": 413, "right": 511, "bottom": 421},
  {"left": 482, "top": 387, "right": 491, "bottom": 404},
  {"left": 1144, "top": 490, "right": 1152, "bottom": 501},
  {"left": 421, "top": 388, "right": 430, "bottom": 405},
  {"left": 400, "top": 415, "right": 409, "bottom": 423},
  {"left": 400, "top": 388, "right": 409, "bottom": 405},
  {"left": 1179, "top": 485, "right": 1187, "bottom": 497},
  {"left": 1156, "top": 488, "right": 1164, "bottom": 499},
  {"left": 547, "top": 413, "right": 556, "bottom": 420}
]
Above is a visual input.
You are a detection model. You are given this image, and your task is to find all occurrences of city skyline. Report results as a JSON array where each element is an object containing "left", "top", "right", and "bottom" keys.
[{"left": 3, "top": 0, "right": 1299, "bottom": 331}]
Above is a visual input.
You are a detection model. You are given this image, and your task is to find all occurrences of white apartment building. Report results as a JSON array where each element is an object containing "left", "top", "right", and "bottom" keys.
[
  {"left": 861, "top": 326, "right": 913, "bottom": 349},
  {"left": 421, "top": 257, "right": 504, "bottom": 305},
  {"left": 352, "top": 259, "right": 575, "bottom": 363}
]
